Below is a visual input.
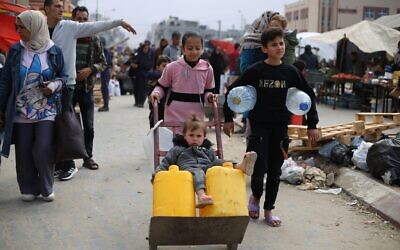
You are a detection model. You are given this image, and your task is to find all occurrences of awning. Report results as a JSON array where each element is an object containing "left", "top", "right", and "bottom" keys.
[
  {"left": 0, "top": 13, "right": 20, "bottom": 52},
  {"left": 309, "top": 20, "right": 400, "bottom": 57},
  {"left": 374, "top": 13, "right": 400, "bottom": 29},
  {"left": 0, "top": 0, "right": 28, "bottom": 14}
]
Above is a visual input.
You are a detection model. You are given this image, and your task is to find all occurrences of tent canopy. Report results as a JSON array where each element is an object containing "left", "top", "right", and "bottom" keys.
[
  {"left": 309, "top": 20, "right": 400, "bottom": 57},
  {"left": 0, "top": 0, "right": 27, "bottom": 14},
  {"left": 0, "top": 0, "right": 28, "bottom": 52},
  {"left": 296, "top": 32, "right": 336, "bottom": 61},
  {"left": 0, "top": 13, "right": 20, "bottom": 52},
  {"left": 374, "top": 13, "right": 400, "bottom": 29}
]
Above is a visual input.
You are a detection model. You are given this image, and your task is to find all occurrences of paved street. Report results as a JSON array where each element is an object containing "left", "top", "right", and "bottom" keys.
[{"left": 0, "top": 95, "right": 399, "bottom": 250}]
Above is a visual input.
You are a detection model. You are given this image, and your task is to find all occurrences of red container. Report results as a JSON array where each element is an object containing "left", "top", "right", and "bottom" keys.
[{"left": 291, "top": 115, "right": 303, "bottom": 125}]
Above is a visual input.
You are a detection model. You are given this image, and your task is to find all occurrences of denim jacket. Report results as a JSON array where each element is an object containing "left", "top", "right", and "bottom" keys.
[{"left": 0, "top": 43, "right": 66, "bottom": 157}]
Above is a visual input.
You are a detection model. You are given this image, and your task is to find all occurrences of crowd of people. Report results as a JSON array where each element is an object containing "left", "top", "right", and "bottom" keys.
[
  {"left": 1, "top": 1, "right": 399, "bottom": 230},
  {"left": 0, "top": 3, "right": 321, "bottom": 228}
]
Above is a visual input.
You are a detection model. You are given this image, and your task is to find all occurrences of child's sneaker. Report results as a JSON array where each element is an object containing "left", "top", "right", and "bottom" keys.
[
  {"left": 42, "top": 192, "right": 55, "bottom": 202},
  {"left": 21, "top": 194, "right": 37, "bottom": 201}
]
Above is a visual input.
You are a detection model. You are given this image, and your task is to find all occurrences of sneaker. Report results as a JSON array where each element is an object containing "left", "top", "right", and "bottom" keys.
[
  {"left": 98, "top": 106, "right": 109, "bottom": 112},
  {"left": 58, "top": 166, "right": 78, "bottom": 181},
  {"left": 21, "top": 194, "right": 37, "bottom": 201},
  {"left": 53, "top": 168, "right": 64, "bottom": 178},
  {"left": 42, "top": 192, "right": 55, "bottom": 202},
  {"left": 83, "top": 158, "right": 99, "bottom": 170}
]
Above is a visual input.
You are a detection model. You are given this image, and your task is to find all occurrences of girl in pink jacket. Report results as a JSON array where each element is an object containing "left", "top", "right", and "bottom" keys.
[{"left": 149, "top": 32, "right": 216, "bottom": 133}]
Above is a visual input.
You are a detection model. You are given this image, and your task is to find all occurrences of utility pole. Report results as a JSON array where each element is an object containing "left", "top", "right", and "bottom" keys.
[
  {"left": 96, "top": 0, "right": 98, "bottom": 21},
  {"left": 217, "top": 20, "right": 221, "bottom": 39}
]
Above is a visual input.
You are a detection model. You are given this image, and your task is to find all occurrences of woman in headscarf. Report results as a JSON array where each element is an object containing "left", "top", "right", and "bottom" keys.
[{"left": 0, "top": 10, "right": 65, "bottom": 202}]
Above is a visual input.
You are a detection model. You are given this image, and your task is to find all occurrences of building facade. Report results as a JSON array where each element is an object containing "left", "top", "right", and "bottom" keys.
[
  {"left": 285, "top": 0, "right": 400, "bottom": 32},
  {"left": 147, "top": 16, "right": 243, "bottom": 46}
]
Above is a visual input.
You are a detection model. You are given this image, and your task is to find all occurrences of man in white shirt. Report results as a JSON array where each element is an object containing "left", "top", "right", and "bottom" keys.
[{"left": 44, "top": 0, "right": 136, "bottom": 181}]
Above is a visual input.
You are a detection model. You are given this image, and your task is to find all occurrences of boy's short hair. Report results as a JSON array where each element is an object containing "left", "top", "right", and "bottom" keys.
[
  {"left": 72, "top": 6, "right": 89, "bottom": 18},
  {"left": 156, "top": 55, "right": 171, "bottom": 66},
  {"left": 171, "top": 31, "right": 181, "bottom": 39},
  {"left": 261, "top": 27, "right": 284, "bottom": 47},
  {"left": 269, "top": 14, "right": 288, "bottom": 29},
  {"left": 183, "top": 114, "right": 207, "bottom": 136}
]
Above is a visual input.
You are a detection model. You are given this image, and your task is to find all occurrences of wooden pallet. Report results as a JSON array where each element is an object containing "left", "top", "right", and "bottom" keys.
[
  {"left": 93, "top": 84, "right": 103, "bottom": 106},
  {"left": 288, "top": 113, "right": 400, "bottom": 151}
]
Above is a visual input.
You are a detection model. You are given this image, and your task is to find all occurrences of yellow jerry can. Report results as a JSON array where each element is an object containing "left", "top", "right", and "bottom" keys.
[
  {"left": 152, "top": 165, "right": 196, "bottom": 217},
  {"left": 200, "top": 162, "right": 247, "bottom": 217}
]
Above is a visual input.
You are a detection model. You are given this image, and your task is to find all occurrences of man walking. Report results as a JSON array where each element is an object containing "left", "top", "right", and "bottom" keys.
[
  {"left": 163, "top": 31, "right": 181, "bottom": 61},
  {"left": 44, "top": 0, "right": 136, "bottom": 181},
  {"left": 71, "top": 6, "right": 106, "bottom": 170}
]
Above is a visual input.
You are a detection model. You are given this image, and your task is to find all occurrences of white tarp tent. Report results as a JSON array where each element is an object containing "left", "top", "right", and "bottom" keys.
[
  {"left": 374, "top": 13, "right": 400, "bottom": 29},
  {"left": 296, "top": 32, "right": 336, "bottom": 61},
  {"left": 308, "top": 20, "right": 400, "bottom": 57}
]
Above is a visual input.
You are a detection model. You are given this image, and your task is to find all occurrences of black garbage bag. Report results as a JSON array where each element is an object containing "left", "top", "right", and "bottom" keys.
[
  {"left": 330, "top": 143, "right": 353, "bottom": 165},
  {"left": 366, "top": 138, "right": 400, "bottom": 185}
]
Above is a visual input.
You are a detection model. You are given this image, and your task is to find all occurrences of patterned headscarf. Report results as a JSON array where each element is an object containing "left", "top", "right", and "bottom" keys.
[
  {"left": 17, "top": 10, "right": 51, "bottom": 51},
  {"left": 240, "top": 10, "right": 280, "bottom": 50}
]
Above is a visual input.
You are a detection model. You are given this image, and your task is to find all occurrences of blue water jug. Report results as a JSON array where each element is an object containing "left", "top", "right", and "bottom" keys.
[
  {"left": 227, "top": 85, "right": 257, "bottom": 113},
  {"left": 286, "top": 87, "right": 311, "bottom": 115}
]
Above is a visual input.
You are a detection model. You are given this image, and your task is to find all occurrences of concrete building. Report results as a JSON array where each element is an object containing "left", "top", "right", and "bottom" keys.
[
  {"left": 147, "top": 16, "right": 243, "bottom": 46},
  {"left": 285, "top": 0, "right": 400, "bottom": 32}
]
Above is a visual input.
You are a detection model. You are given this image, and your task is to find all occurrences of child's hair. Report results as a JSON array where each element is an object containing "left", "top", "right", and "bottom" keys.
[
  {"left": 182, "top": 32, "right": 204, "bottom": 48},
  {"left": 261, "top": 27, "right": 284, "bottom": 47},
  {"left": 156, "top": 55, "right": 171, "bottom": 66},
  {"left": 183, "top": 114, "right": 207, "bottom": 136},
  {"left": 171, "top": 31, "right": 181, "bottom": 39},
  {"left": 293, "top": 60, "right": 306, "bottom": 72},
  {"left": 269, "top": 14, "right": 288, "bottom": 29}
]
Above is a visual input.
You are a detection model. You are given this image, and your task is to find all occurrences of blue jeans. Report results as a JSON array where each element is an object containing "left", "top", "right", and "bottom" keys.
[
  {"left": 101, "top": 68, "right": 111, "bottom": 107},
  {"left": 73, "top": 88, "right": 94, "bottom": 158}
]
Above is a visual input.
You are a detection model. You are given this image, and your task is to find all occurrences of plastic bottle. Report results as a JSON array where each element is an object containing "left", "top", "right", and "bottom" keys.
[
  {"left": 227, "top": 85, "right": 257, "bottom": 113},
  {"left": 199, "top": 162, "right": 247, "bottom": 217},
  {"left": 152, "top": 165, "right": 196, "bottom": 216},
  {"left": 286, "top": 87, "right": 311, "bottom": 115},
  {"left": 384, "top": 65, "right": 392, "bottom": 80}
]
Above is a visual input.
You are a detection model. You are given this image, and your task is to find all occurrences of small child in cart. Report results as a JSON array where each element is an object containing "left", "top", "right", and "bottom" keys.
[{"left": 153, "top": 114, "right": 257, "bottom": 208}]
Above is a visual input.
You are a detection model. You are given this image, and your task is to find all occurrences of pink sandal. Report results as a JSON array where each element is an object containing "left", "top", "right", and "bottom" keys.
[
  {"left": 265, "top": 215, "right": 281, "bottom": 227},
  {"left": 248, "top": 196, "right": 260, "bottom": 219}
]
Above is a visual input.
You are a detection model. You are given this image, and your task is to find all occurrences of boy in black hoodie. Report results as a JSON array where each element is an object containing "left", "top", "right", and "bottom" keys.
[{"left": 223, "top": 27, "right": 319, "bottom": 227}]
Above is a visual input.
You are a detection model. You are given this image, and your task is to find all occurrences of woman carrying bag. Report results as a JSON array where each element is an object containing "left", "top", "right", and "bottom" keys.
[{"left": 0, "top": 10, "right": 65, "bottom": 202}]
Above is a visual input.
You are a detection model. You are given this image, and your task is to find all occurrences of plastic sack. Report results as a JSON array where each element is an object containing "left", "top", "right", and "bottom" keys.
[
  {"left": 280, "top": 157, "right": 305, "bottom": 185},
  {"left": 366, "top": 138, "right": 400, "bottom": 185},
  {"left": 286, "top": 87, "right": 311, "bottom": 115},
  {"left": 227, "top": 85, "right": 257, "bottom": 113},
  {"left": 143, "top": 121, "right": 173, "bottom": 171},
  {"left": 352, "top": 141, "right": 373, "bottom": 171},
  {"left": 319, "top": 140, "right": 339, "bottom": 158},
  {"left": 330, "top": 143, "right": 352, "bottom": 165},
  {"left": 351, "top": 136, "right": 364, "bottom": 148}
]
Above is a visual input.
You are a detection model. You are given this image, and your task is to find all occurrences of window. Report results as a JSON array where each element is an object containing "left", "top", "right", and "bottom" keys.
[
  {"left": 363, "top": 7, "right": 389, "bottom": 20},
  {"left": 377, "top": 9, "right": 388, "bottom": 18},
  {"left": 294, "top": 10, "right": 299, "bottom": 20},
  {"left": 286, "top": 12, "right": 292, "bottom": 21},
  {"left": 301, "top": 8, "right": 308, "bottom": 19}
]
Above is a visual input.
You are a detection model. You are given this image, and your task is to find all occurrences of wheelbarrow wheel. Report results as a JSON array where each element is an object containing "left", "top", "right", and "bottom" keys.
[
  {"left": 149, "top": 243, "right": 157, "bottom": 250},
  {"left": 227, "top": 243, "right": 238, "bottom": 250}
]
